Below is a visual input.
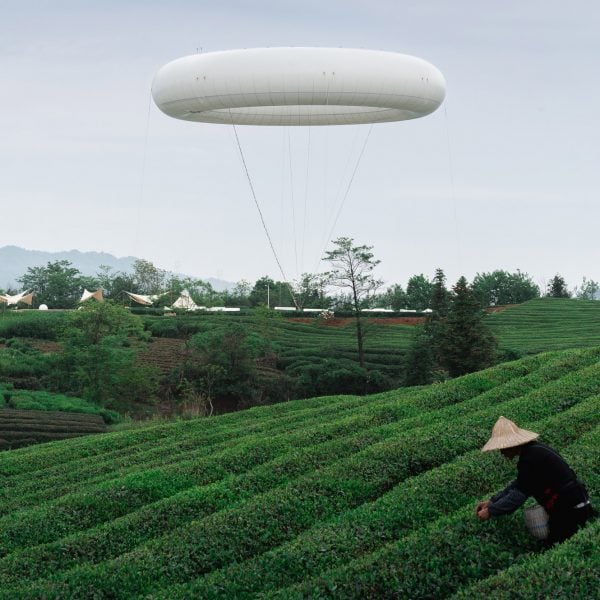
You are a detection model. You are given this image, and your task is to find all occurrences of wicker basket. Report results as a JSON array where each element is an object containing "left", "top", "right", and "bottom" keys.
[{"left": 524, "top": 504, "right": 549, "bottom": 540}]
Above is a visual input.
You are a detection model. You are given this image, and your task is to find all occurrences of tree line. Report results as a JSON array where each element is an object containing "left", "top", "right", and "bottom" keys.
[{"left": 2, "top": 251, "right": 597, "bottom": 311}]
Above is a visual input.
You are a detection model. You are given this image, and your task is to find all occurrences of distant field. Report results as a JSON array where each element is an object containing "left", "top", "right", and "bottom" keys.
[
  {"left": 0, "top": 346, "right": 598, "bottom": 598},
  {"left": 487, "top": 298, "right": 600, "bottom": 354},
  {"left": 3, "top": 298, "right": 600, "bottom": 378},
  {"left": 0, "top": 408, "right": 107, "bottom": 450}
]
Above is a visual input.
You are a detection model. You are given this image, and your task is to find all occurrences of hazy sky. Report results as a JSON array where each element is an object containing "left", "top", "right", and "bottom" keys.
[{"left": 2, "top": 1, "right": 599, "bottom": 291}]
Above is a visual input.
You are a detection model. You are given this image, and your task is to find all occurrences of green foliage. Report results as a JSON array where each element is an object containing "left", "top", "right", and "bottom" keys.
[
  {"left": 440, "top": 276, "right": 498, "bottom": 377},
  {"left": 472, "top": 269, "right": 540, "bottom": 307},
  {"left": 324, "top": 237, "right": 383, "bottom": 368},
  {"left": 17, "top": 260, "right": 95, "bottom": 309},
  {"left": 405, "top": 273, "right": 433, "bottom": 311},
  {"left": 574, "top": 276, "right": 599, "bottom": 301},
  {"left": 176, "top": 323, "right": 274, "bottom": 409},
  {"left": 0, "top": 341, "right": 53, "bottom": 389},
  {"left": 56, "top": 302, "right": 159, "bottom": 409},
  {"left": 487, "top": 298, "right": 600, "bottom": 354},
  {"left": 289, "top": 359, "right": 389, "bottom": 397},
  {"left": 0, "top": 311, "right": 66, "bottom": 340},
  {"left": 0, "top": 348, "right": 598, "bottom": 597},
  {"left": 376, "top": 283, "right": 407, "bottom": 311},
  {"left": 546, "top": 273, "right": 571, "bottom": 298},
  {"left": 0, "top": 387, "right": 118, "bottom": 422},
  {"left": 403, "top": 326, "right": 436, "bottom": 386}
]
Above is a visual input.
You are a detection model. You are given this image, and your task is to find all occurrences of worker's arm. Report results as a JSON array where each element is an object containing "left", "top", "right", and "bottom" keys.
[
  {"left": 490, "top": 479, "right": 517, "bottom": 503},
  {"left": 488, "top": 482, "right": 528, "bottom": 516}
]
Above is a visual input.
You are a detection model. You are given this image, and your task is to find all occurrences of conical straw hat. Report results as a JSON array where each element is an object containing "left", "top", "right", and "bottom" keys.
[{"left": 481, "top": 416, "right": 539, "bottom": 452}]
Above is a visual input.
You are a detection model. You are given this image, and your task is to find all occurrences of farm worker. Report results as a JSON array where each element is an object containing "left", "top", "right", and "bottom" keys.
[{"left": 475, "top": 416, "right": 594, "bottom": 545}]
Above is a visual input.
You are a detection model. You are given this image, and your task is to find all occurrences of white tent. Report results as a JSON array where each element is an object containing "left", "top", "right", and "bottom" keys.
[
  {"left": 79, "top": 288, "right": 103, "bottom": 303},
  {"left": 125, "top": 291, "right": 158, "bottom": 306},
  {"left": 0, "top": 291, "right": 34, "bottom": 306},
  {"left": 171, "top": 290, "right": 201, "bottom": 311}
]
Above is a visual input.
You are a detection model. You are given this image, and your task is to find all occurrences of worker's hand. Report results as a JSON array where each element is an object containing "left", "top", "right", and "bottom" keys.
[
  {"left": 475, "top": 500, "right": 490, "bottom": 516},
  {"left": 477, "top": 507, "right": 491, "bottom": 521}
]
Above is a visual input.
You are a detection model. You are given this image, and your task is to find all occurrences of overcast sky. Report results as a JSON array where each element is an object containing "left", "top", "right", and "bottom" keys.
[{"left": 2, "top": 1, "right": 599, "bottom": 291}]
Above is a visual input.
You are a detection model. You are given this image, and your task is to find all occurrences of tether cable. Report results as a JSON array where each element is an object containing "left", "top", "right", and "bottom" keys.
[
  {"left": 318, "top": 123, "right": 374, "bottom": 267},
  {"left": 444, "top": 104, "right": 462, "bottom": 271},
  {"left": 228, "top": 109, "right": 300, "bottom": 309},
  {"left": 134, "top": 88, "right": 153, "bottom": 255}
]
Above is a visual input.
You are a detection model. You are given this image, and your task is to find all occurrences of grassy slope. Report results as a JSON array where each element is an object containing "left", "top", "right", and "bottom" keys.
[
  {"left": 3, "top": 299, "right": 600, "bottom": 379},
  {"left": 0, "top": 347, "right": 598, "bottom": 598},
  {"left": 487, "top": 297, "right": 600, "bottom": 354}
]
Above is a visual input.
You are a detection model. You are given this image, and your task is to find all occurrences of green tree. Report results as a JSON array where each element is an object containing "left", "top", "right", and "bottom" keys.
[
  {"left": 439, "top": 276, "right": 497, "bottom": 377},
  {"left": 472, "top": 270, "right": 540, "bottom": 306},
  {"left": 227, "top": 280, "right": 252, "bottom": 307},
  {"left": 405, "top": 274, "right": 433, "bottom": 311},
  {"left": 184, "top": 324, "right": 271, "bottom": 407},
  {"left": 404, "top": 268, "right": 449, "bottom": 385},
  {"left": 56, "top": 302, "right": 158, "bottom": 409},
  {"left": 294, "top": 273, "right": 329, "bottom": 309},
  {"left": 546, "top": 274, "right": 571, "bottom": 298},
  {"left": 323, "top": 237, "right": 383, "bottom": 368},
  {"left": 96, "top": 265, "right": 137, "bottom": 302},
  {"left": 249, "top": 276, "right": 276, "bottom": 307},
  {"left": 377, "top": 284, "right": 407, "bottom": 311},
  {"left": 18, "top": 260, "right": 95, "bottom": 308},
  {"left": 132, "top": 259, "right": 166, "bottom": 295},
  {"left": 574, "top": 277, "right": 599, "bottom": 301},
  {"left": 249, "top": 276, "right": 297, "bottom": 308},
  {"left": 404, "top": 326, "right": 436, "bottom": 386}
]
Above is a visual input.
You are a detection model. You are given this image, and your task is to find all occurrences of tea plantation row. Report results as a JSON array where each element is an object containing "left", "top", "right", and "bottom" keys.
[{"left": 0, "top": 346, "right": 598, "bottom": 598}]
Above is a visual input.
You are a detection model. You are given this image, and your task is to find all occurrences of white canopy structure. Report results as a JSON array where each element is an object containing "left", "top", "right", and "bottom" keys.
[
  {"left": 152, "top": 47, "right": 446, "bottom": 126},
  {"left": 171, "top": 290, "right": 200, "bottom": 311},
  {"left": 125, "top": 291, "right": 158, "bottom": 306},
  {"left": 0, "top": 291, "right": 34, "bottom": 306},
  {"left": 79, "top": 289, "right": 103, "bottom": 303}
]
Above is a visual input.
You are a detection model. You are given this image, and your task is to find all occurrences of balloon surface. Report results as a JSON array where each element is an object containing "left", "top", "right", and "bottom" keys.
[{"left": 152, "top": 47, "right": 446, "bottom": 126}]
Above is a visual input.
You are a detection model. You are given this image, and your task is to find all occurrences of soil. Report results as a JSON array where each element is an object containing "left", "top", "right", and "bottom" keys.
[{"left": 286, "top": 316, "right": 424, "bottom": 327}]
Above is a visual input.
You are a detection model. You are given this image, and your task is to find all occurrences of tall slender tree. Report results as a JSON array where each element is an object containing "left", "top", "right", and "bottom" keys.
[{"left": 324, "top": 237, "right": 383, "bottom": 368}]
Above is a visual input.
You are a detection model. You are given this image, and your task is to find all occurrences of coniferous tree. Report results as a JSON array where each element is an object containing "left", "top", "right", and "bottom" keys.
[
  {"left": 427, "top": 268, "right": 450, "bottom": 365},
  {"left": 546, "top": 274, "right": 571, "bottom": 298},
  {"left": 405, "top": 268, "right": 448, "bottom": 385},
  {"left": 439, "top": 276, "right": 497, "bottom": 377}
]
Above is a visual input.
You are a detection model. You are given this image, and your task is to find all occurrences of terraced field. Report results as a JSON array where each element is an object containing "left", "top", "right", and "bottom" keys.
[
  {"left": 0, "top": 409, "right": 107, "bottom": 450},
  {"left": 0, "top": 346, "right": 598, "bottom": 598},
  {"left": 144, "top": 313, "right": 415, "bottom": 379},
  {"left": 487, "top": 298, "right": 600, "bottom": 354}
]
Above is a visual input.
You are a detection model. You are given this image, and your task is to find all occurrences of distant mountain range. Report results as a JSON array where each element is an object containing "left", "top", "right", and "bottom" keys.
[{"left": 0, "top": 246, "right": 233, "bottom": 291}]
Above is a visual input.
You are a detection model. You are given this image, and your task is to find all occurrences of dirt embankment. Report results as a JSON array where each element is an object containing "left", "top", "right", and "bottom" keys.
[
  {"left": 287, "top": 305, "right": 514, "bottom": 327},
  {"left": 286, "top": 316, "right": 425, "bottom": 327}
]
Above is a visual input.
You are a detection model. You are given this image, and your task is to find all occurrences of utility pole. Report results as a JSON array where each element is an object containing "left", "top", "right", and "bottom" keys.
[{"left": 267, "top": 282, "right": 270, "bottom": 309}]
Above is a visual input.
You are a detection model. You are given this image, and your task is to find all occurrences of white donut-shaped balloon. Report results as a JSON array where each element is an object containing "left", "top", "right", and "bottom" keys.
[{"left": 152, "top": 47, "right": 446, "bottom": 126}]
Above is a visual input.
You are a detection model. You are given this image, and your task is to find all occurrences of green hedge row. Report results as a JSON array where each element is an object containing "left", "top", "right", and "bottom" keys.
[
  {"left": 0, "top": 349, "right": 568, "bottom": 520},
  {"left": 0, "top": 350, "right": 550, "bottom": 500},
  {"left": 0, "top": 388, "right": 119, "bottom": 423},
  {"left": 150, "top": 397, "right": 600, "bottom": 599},
  {"left": 449, "top": 521, "right": 600, "bottom": 599},
  {"left": 7, "top": 366, "right": 599, "bottom": 599},
  {"left": 266, "top": 424, "right": 600, "bottom": 599}
]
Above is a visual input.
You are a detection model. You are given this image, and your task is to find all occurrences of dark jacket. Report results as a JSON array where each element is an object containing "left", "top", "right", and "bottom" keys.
[{"left": 489, "top": 441, "right": 583, "bottom": 517}]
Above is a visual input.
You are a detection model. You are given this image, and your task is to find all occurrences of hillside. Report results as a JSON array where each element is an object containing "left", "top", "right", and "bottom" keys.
[
  {"left": 0, "top": 347, "right": 598, "bottom": 598},
  {"left": 487, "top": 298, "right": 600, "bottom": 354},
  {"left": 0, "top": 409, "right": 107, "bottom": 450}
]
